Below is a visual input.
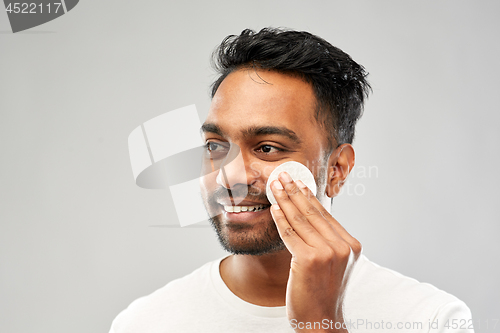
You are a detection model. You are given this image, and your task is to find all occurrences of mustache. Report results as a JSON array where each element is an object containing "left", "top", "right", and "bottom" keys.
[{"left": 210, "top": 185, "right": 269, "bottom": 204}]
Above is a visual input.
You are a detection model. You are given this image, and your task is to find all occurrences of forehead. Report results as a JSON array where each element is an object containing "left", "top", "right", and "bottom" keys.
[{"left": 204, "top": 69, "right": 320, "bottom": 141}]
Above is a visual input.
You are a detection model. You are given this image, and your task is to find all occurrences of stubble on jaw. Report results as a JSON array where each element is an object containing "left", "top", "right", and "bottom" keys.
[
  {"left": 203, "top": 163, "right": 328, "bottom": 256},
  {"left": 209, "top": 214, "right": 286, "bottom": 256},
  {"left": 204, "top": 184, "right": 286, "bottom": 256}
]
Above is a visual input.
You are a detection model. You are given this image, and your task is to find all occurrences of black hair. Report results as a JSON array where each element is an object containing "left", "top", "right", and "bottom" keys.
[{"left": 210, "top": 27, "right": 371, "bottom": 153}]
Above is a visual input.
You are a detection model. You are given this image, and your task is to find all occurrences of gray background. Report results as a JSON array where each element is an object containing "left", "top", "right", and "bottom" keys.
[{"left": 1, "top": 1, "right": 499, "bottom": 332}]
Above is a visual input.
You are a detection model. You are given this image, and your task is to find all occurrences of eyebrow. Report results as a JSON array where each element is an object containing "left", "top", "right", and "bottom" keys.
[
  {"left": 200, "top": 123, "right": 303, "bottom": 145},
  {"left": 200, "top": 123, "right": 225, "bottom": 137}
]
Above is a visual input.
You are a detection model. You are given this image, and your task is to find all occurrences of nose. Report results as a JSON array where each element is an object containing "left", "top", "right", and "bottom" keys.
[{"left": 215, "top": 145, "right": 252, "bottom": 192}]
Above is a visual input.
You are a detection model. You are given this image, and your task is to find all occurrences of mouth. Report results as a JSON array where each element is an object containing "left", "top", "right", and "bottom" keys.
[
  {"left": 219, "top": 203, "right": 272, "bottom": 222},
  {"left": 222, "top": 204, "right": 270, "bottom": 213}
]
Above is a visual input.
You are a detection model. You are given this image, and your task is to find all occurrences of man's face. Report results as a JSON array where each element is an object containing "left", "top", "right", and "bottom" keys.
[{"left": 200, "top": 69, "right": 331, "bottom": 255}]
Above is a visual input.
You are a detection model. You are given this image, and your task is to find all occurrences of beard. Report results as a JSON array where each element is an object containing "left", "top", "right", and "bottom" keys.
[
  {"left": 201, "top": 159, "right": 327, "bottom": 256},
  {"left": 208, "top": 212, "right": 286, "bottom": 256},
  {"left": 203, "top": 184, "right": 286, "bottom": 256}
]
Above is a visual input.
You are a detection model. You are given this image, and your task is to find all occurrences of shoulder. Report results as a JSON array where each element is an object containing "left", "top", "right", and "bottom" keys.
[
  {"left": 109, "top": 259, "right": 219, "bottom": 333},
  {"left": 345, "top": 255, "right": 473, "bottom": 331},
  {"left": 350, "top": 255, "right": 463, "bottom": 303}
]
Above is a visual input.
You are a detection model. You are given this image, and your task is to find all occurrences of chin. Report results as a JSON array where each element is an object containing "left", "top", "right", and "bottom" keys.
[{"left": 209, "top": 215, "right": 286, "bottom": 256}]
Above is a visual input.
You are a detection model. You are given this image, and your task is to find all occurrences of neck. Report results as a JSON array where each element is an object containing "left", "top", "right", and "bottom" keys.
[{"left": 220, "top": 249, "right": 292, "bottom": 307}]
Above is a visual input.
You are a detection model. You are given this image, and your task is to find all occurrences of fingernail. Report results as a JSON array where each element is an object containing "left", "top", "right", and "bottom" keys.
[
  {"left": 280, "top": 171, "right": 293, "bottom": 183},
  {"left": 272, "top": 204, "right": 281, "bottom": 211},
  {"left": 273, "top": 180, "right": 283, "bottom": 189}
]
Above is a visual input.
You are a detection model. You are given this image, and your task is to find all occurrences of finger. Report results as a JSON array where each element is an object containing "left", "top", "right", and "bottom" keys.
[
  {"left": 295, "top": 179, "right": 363, "bottom": 257},
  {"left": 271, "top": 178, "right": 334, "bottom": 248},
  {"left": 276, "top": 172, "right": 345, "bottom": 245},
  {"left": 269, "top": 204, "right": 309, "bottom": 256}
]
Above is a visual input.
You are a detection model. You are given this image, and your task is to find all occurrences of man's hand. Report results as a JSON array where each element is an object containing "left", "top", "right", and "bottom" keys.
[{"left": 270, "top": 171, "right": 362, "bottom": 333}]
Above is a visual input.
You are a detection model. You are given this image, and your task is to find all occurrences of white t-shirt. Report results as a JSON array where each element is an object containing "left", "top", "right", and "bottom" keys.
[{"left": 109, "top": 255, "right": 474, "bottom": 332}]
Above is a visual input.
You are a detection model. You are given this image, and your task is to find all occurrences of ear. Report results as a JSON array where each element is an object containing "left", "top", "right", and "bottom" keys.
[{"left": 325, "top": 144, "right": 355, "bottom": 198}]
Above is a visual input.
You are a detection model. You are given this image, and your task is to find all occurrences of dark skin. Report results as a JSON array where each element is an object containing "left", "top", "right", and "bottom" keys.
[{"left": 200, "top": 68, "right": 361, "bottom": 332}]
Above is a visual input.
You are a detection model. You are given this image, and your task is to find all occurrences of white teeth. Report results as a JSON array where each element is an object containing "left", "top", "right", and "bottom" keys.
[{"left": 223, "top": 204, "right": 269, "bottom": 213}]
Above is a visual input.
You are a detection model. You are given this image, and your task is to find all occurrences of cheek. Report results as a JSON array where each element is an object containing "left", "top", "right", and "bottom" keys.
[
  {"left": 308, "top": 159, "right": 329, "bottom": 179},
  {"left": 248, "top": 161, "right": 264, "bottom": 178},
  {"left": 248, "top": 161, "right": 279, "bottom": 188},
  {"left": 261, "top": 164, "right": 277, "bottom": 179}
]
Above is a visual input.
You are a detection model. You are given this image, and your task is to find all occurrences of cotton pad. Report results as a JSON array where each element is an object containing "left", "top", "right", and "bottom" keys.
[{"left": 266, "top": 161, "right": 317, "bottom": 205}]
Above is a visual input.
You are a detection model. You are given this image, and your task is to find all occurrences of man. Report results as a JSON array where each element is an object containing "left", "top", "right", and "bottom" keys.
[{"left": 110, "top": 28, "right": 473, "bottom": 332}]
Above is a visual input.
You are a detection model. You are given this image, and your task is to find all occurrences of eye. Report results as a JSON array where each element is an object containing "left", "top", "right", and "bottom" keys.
[
  {"left": 205, "top": 141, "right": 229, "bottom": 158},
  {"left": 256, "top": 144, "right": 284, "bottom": 154},
  {"left": 206, "top": 142, "right": 223, "bottom": 152}
]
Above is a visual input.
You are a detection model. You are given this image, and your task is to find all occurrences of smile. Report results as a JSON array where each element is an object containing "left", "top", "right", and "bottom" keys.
[{"left": 223, "top": 204, "right": 271, "bottom": 213}]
